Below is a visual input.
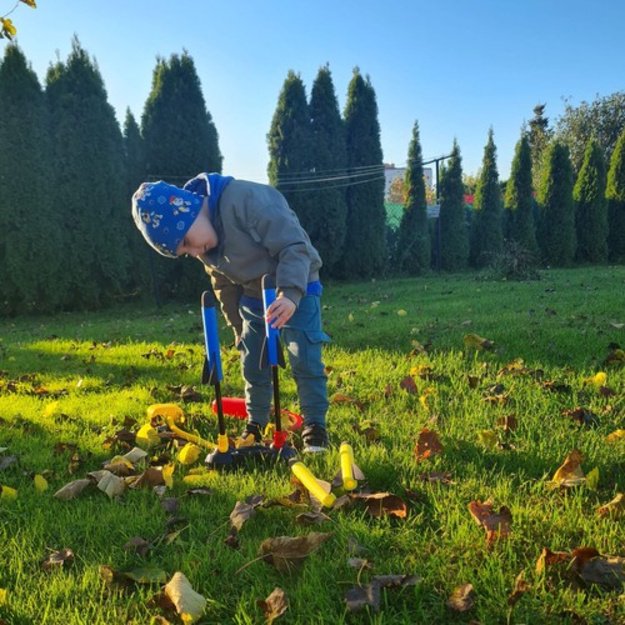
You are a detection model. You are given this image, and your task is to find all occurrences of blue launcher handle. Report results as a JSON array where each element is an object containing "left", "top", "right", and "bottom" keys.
[
  {"left": 201, "top": 291, "right": 223, "bottom": 383},
  {"left": 262, "top": 274, "right": 280, "bottom": 367}
]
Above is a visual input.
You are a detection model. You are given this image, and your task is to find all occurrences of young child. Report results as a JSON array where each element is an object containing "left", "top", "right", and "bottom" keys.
[{"left": 132, "top": 173, "right": 330, "bottom": 452}]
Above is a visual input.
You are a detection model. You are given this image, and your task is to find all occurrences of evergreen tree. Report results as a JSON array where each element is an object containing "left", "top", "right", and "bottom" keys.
[
  {"left": 46, "top": 37, "right": 129, "bottom": 309},
  {"left": 394, "top": 121, "right": 430, "bottom": 274},
  {"left": 0, "top": 44, "right": 62, "bottom": 315},
  {"left": 573, "top": 137, "right": 607, "bottom": 262},
  {"left": 307, "top": 65, "right": 348, "bottom": 275},
  {"left": 123, "top": 109, "right": 153, "bottom": 296},
  {"left": 339, "top": 69, "right": 386, "bottom": 278},
  {"left": 504, "top": 133, "right": 538, "bottom": 255},
  {"left": 267, "top": 70, "right": 316, "bottom": 236},
  {"left": 537, "top": 142, "right": 576, "bottom": 266},
  {"left": 606, "top": 128, "right": 625, "bottom": 262},
  {"left": 141, "top": 52, "right": 223, "bottom": 300},
  {"left": 528, "top": 104, "right": 552, "bottom": 191},
  {"left": 142, "top": 52, "right": 222, "bottom": 178},
  {"left": 470, "top": 129, "right": 503, "bottom": 267},
  {"left": 439, "top": 141, "right": 468, "bottom": 271}
]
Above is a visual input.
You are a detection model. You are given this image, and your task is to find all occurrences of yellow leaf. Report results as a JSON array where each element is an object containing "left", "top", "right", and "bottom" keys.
[
  {"left": 1, "top": 18, "right": 16, "bottom": 39},
  {"left": 43, "top": 401, "right": 62, "bottom": 419},
  {"left": 463, "top": 333, "right": 495, "bottom": 351},
  {"left": 162, "top": 464, "right": 175, "bottom": 488},
  {"left": 34, "top": 474, "right": 48, "bottom": 492},
  {"left": 20, "top": 0, "right": 37, "bottom": 7},
  {"left": 551, "top": 450, "right": 585, "bottom": 487},
  {"left": 586, "top": 467, "right": 599, "bottom": 491},
  {"left": 477, "top": 430, "right": 499, "bottom": 450},
  {"left": 178, "top": 443, "right": 201, "bottom": 466},
  {"left": 419, "top": 386, "right": 436, "bottom": 410},
  {"left": 0, "top": 588, "right": 7, "bottom": 606},
  {"left": 397, "top": 309, "right": 407, "bottom": 317},
  {"left": 347, "top": 313, "right": 354, "bottom": 322},
  {"left": 597, "top": 493, "right": 625, "bottom": 518},
  {"left": 606, "top": 429, "right": 625, "bottom": 443},
  {"left": 0, "top": 485, "right": 17, "bottom": 500},
  {"left": 163, "top": 572, "right": 206, "bottom": 623},
  {"left": 584, "top": 371, "right": 607, "bottom": 388},
  {"left": 136, "top": 424, "right": 160, "bottom": 449}
]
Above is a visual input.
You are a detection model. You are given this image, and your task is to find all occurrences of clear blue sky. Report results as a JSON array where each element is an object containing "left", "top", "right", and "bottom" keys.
[{"left": 6, "top": 0, "right": 625, "bottom": 184}]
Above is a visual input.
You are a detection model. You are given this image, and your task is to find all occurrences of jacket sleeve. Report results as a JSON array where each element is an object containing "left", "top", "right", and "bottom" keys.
[
  {"left": 243, "top": 190, "right": 313, "bottom": 306},
  {"left": 206, "top": 268, "right": 244, "bottom": 338}
]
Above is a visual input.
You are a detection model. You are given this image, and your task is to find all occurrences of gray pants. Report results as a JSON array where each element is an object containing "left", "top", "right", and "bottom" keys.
[{"left": 237, "top": 295, "right": 329, "bottom": 429}]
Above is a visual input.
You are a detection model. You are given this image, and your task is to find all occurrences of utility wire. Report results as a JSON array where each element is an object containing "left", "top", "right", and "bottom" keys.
[
  {"left": 281, "top": 173, "right": 386, "bottom": 193},
  {"left": 277, "top": 166, "right": 385, "bottom": 187}
]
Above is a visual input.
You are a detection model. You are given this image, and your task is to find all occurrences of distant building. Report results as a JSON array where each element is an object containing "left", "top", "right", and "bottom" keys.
[{"left": 384, "top": 163, "right": 433, "bottom": 199}]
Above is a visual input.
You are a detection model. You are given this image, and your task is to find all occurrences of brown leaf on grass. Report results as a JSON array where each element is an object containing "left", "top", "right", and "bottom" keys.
[
  {"left": 41, "top": 548, "right": 74, "bottom": 571},
  {"left": 53, "top": 478, "right": 93, "bottom": 500},
  {"left": 224, "top": 527, "right": 240, "bottom": 550},
  {"left": 353, "top": 419, "right": 381, "bottom": 443},
  {"left": 447, "top": 583, "right": 475, "bottom": 612},
  {"left": 185, "top": 488, "right": 213, "bottom": 497},
  {"left": 167, "top": 384, "right": 203, "bottom": 403},
  {"left": 418, "top": 471, "right": 455, "bottom": 485},
  {"left": 541, "top": 379, "right": 572, "bottom": 393},
  {"left": 572, "top": 549, "right": 625, "bottom": 589},
  {"left": 332, "top": 393, "right": 366, "bottom": 411},
  {"left": 351, "top": 492, "right": 407, "bottom": 519},
  {"left": 399, "top": 375, "right": 418, "bottom": 394},
  {"left": 597, "top": 493, "right": 625, "bottom": 518},
  {"left": 257, "top": 587, "right": 288, "bottom": 624},
  {"left": 535, "top": 547, "right": 571, "bottom": 575},
  {"left": 295, "top": 511, "right": 331, "bottom": 525},
  {"left": 561, "top": 407, "right": 599, "bottom": 427},
  {"left": 603, "top": 345, "right": 625, "bottom": 367},
  {"left": 259, "top": 532, "right": 332, "bottom": 573},
  {"left": 414, "top": 428, "right": 442, "bottom": 462},
  {"left": 551, "top": 450, "right": 585, "bottom": 487},
  {"left": 102, "top": 428, "right": 136, "bottom": 451},
  {"left": 89, "top": 470, "right": 126, "bottom": 498},
  {"left": 345, "top": 575, "right": 420, "bottom": 612},
  {"left": 230, "top": 500, "right": 258, "bottom": 532},
  {"left": 129, "top": 467, "right": 166, "bottom": 489},
  {"left": 468, "top": 500, "right": 512, "bottom": 544},
  {"left": 507, "top": 571, "right": 530, "bottom": 606},
  {"left": 467, "top": 375, "right": 482, "bottom": 389},
  {"left": 347, "top": 557, "right": 373, "bottom": 571},
  {"left": 123, "top": 537, "right": 152, "bottom": 557},
  {"left": 496, "top": 414, "right": 517, "bottom": 432}
]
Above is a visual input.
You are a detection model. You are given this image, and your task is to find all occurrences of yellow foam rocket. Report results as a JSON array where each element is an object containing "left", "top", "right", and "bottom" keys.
[
  {"left": 290, "top": 461, "right": 336, "bottom": 508},
  {"left": 147, "top": 403, "right": 214, "bottom": 450},
  {"left": 336, "top": 442, "right": 365, "bottom": 491}
]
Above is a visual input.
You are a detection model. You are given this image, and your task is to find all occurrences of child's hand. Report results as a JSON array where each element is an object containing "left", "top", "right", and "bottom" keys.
[{"left": 266, "top": 295, "right": 296, "bottom": 329}]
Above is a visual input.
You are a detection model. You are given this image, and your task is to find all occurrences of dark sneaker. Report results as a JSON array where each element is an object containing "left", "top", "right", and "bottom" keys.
[
  {"left": 236, "top": 421, "right": 262, "bottom": 448},
  {"left": 302, "top": 424, "right": 328, "bottom": 453}
]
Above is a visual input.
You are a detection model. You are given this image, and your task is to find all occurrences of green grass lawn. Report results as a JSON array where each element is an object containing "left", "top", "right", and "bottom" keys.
[{"left": 1, "top": 266, "right": 625, "bottom": 624}]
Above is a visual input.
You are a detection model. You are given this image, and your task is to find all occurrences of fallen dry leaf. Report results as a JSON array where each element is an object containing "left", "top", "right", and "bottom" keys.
[
  {"left": 345, "top": 574, "right": 420, "bottom": 613},
  {"left": 551, "top": 450, "right": 585, "bottom": 488},
  {"left": 399, "top": 375, "right": 418, "bottom": 394},
  {"left": 507, "top": 571, "right": 530, "bottom": 606},
  {"left": 597, "top": 492, "right": 625, "bottom": 518},
  {"left": 257, "top": 587, "right": 288, "bottom": 624},
  {"left": 572, "top": 547, "right": 625, "bottom": 590},
  {"left": 463, "top": 333, "right": 495, "bottom": 351},
  {"left": 447, "top": 583, "right": 475, "bottom": 612},
  {"left": 535, "top": 547, "right": 571, "bottom": 575},
  {"left": 230, "top": 500, "right": 257, "bottom": 532},
  {"left": 41, "top": 548, "right": 74, "bottom": 571},
  {"left": 295, "top": 511, "right": 331, "bottom": 525},
  {"left": 161, "top": 571, "right": 206, "bottom": 623},
  {"left": 414, "top": 428, "right": 442, "bottom": 461},
  {"left": 53, "top": 478, "right": 93, "bottom": 501},
  {"left": 259, "top": 532, "right": 332, "bottom": 573},
  {"left": 351, "top": 492, "right": 407, "bottom": 519},
  {"left": 468, "top": 500, "right": 512, "bottom": 544}
]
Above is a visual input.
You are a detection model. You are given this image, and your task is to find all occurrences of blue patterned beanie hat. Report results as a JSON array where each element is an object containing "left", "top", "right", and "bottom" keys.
[{"left": 131, "top": 181, "right": 203, "bottom": 258}]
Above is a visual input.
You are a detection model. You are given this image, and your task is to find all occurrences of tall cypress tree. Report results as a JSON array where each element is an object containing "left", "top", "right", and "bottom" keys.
[
  {"left": 46, "top": 37, "right": 129, "bottom": 309},
  {"left": 141, "top": 52, "right": 223, "bottom": 300},
  {"left": 395, "top": 121, "right": 430, "bottom": 274},
  {"left": 504, "top": 133, "right": 538, "bottom": 255},
  {"left": 573, "top": 137, "right": 608, "bottom": 262},
  {"left": 439, "top": 141, "right": 468, "bottom": 271},
  {"left": 470, "top": 129, "right": 503, "bottom": 268},
  {"left": 0, "top": 44, "right": 62, "bottom": 315},
  {"left": 267, "top": 70, "right": 316, "bottom": 237},
  {"left": 123, "top": 109, "right": 152, "bottom": 296},
  {"left": 528, "top": 104, "right": 552, "bottom": 192},
  {"left": 537, "top": 142, "right": 576, "bottom": 266},
  {"left": 142, "top": 52, "right": 222, "bottom": 178},
  {"left": 339, "top": 69, "right": 386, "bottom": 278},
  {"left": 308, "top": 65, "right": 348, "bottom": 275},
  {"left": 606, "top": 128, "right": 625, "bottom": 262}
]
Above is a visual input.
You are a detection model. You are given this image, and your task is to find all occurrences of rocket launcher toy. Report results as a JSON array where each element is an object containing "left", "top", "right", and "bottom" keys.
[
  {"left": 201, "top": 290, "right": 236, "bottom": 469},
  {"left": 290, "top": 460, "right": 336, "bottom": 508},
  {"left": 259, "top": 274, "right": 297, "bottom": 462},
  {"left": 210, "top": 397, "right": 303, "bottom": 431}
]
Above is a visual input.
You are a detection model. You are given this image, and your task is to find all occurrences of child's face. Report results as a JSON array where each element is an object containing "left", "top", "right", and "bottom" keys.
[{"left": 176, "top": 200, "right": 218, "bottom": 258}]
